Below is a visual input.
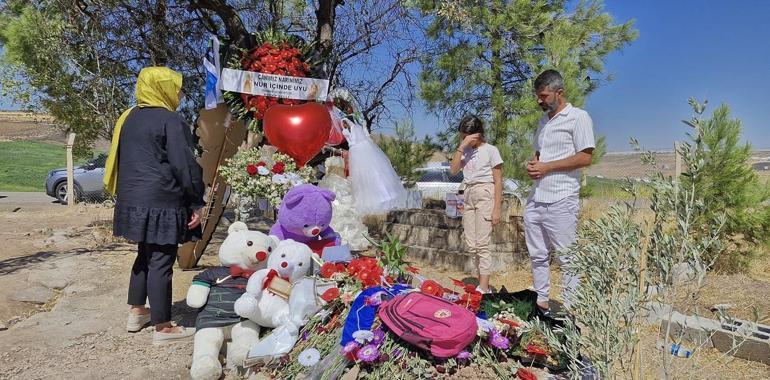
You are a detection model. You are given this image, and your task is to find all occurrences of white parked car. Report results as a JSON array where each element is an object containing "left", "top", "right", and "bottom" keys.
[
  {"left": 413, "top": 166, "right": 463, "bottom": 200},
  {"left": 413, "top": 165, "right": 523, "bottom": 201}
]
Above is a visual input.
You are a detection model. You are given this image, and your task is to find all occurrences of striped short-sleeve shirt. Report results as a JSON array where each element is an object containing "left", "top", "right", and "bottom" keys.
[{"left": 531, "top": 103, "right": 595, "bottom": 203}]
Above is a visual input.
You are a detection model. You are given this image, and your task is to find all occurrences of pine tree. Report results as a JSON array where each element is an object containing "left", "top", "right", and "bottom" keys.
[
  {"left": 377, "top": 120, "right": 437, "bottom": 182},
  {"left": 680, "top": 98, "right": 770, "bottom": 271},
  {"left": 414, "top": 0, "right": 636, "bottom": 180}
]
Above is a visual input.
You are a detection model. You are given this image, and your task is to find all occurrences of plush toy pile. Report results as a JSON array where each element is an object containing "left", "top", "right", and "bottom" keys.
[
  {"left": 252, "top": 247, "right": 574, "bottom": 380},
  {"left": 187, "top": 184, "right": 574, "bottom": 380}
]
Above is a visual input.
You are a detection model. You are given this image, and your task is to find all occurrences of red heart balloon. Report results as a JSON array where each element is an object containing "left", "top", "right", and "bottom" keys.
[{"left": 263, "top": 103, "right": 332, "bottom": 167}]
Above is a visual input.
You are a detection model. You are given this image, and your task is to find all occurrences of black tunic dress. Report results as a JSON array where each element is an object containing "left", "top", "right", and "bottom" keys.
[{"left": 112, "top": 107, "right": 205, "bottom": 245}]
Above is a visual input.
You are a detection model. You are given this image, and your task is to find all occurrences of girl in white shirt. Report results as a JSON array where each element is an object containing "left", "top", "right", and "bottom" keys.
[{"left": 449, "top": 115, "right": 504, "bottom": 293}]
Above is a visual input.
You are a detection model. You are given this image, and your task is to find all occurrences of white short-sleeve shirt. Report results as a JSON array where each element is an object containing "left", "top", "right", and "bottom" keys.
[
  {"left": 531, "top": 104, "right": 595, "bottom": 203},
  {"left": 462, "top": 143, "right": 503, "bottom": 185}
]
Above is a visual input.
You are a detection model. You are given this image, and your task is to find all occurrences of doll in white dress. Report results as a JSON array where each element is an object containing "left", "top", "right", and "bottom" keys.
[{"left": 341, "top": 118, "right": 407, "bottom": 215}]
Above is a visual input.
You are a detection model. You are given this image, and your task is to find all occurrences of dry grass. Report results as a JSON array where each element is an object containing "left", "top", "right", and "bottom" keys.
[{"left": 639, "top": 324, "right": 770, "bottom": 379}]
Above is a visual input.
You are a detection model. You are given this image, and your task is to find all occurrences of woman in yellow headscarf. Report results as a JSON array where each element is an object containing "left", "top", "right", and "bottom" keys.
[{"left": 106, "top": 67, "right": 203, "bottom": 344}]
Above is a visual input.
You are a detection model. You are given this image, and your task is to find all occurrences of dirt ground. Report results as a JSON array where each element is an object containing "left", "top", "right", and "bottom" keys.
[{"left": 1, "top": 193, "right": 768, "bottom": 379}]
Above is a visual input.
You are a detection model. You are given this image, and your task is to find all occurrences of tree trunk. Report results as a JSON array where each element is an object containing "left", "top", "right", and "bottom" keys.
[
  {"left": 490, "top": 26, "right": 506, "bottom": 146},
  {"left": 189, "top": 0, "right": 250, "bottom": 47},
  {"left": 150, "top": 0, "right": 169, "bottom": 65},
  {"left": 316, "top": 0, "right": 338, "bottom": 78}
]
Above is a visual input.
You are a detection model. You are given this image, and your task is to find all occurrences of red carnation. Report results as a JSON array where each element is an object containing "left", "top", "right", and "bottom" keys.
[
  {"left": 420, "top": 280, "right": 445, "bottom": 297},
  {"left": 256, "top": 161, "right": 267, "bottom": 167},
  {"left": 246, "top": 164, "right": 258, "bottom": 176},
  {"left": 272, "top": 162, "right": 286, "bottom": 174},
  {"left": 320, "top": 262, "right": 338, "bottom": 279},
  {"left": 356, "top": 270, "right": 377, "bottom": 287},
  {"left": 321, "top": 287, "right": 340, "bottom": 302}
]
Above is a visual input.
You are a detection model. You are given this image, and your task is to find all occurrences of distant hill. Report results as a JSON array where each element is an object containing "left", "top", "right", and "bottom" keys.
[{"left": 0, "top": 111, "right": 62, "bottom": 144}]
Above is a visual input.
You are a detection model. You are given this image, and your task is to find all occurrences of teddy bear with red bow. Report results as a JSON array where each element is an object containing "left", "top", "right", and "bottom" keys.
[
  {"left": 186, "top": 221, "right": 279, "bottom": 380},
  {"left": 234, "top": 239, "right": 317, "bottom": 329}
]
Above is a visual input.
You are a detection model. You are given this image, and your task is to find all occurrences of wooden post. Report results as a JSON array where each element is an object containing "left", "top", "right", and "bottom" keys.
[{"left": 66, "top": 133, "right": 76, "bottom": 207}]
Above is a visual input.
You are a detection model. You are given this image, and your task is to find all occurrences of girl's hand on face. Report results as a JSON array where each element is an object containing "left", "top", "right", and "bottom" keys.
[{"left": 460, "top": 133, "right": 481, "bottom": 149}]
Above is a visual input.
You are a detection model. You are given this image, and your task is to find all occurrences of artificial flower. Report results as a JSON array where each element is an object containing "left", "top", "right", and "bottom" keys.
[
  {"left": 377, "top": 353, "right": 390, "bottom": 363},
  {"left": 420, "top": 280, "right": 445, "bottom": 297},
  {"left": 356, "top": 269, "right": 380, "bottom": 288},
  {"left": 476, "top": 318, "right": 494, "bottom": 337},
  {"left": 500, "top": 319, "right": 521, "bottom": 329},
  {"left": 286, "top": 172, "right": 303, "bottom": 185},
  {"left": 342, "top": 341, "right": 360, "bottom": 361},
  {"left": 320, "top": 262, "right": 339, "bottom": 278},
  {"left": 342, "top": 341, "right": 360, "bottom": 354},
  {"left": 272, "top": 161, "right": 286, "bottom": 174},
  {"left": 352, "top": 330, "right": 374, "bottom": 344},
  {"left": 457, "top": 289, "right": 482, "bottom": 311},
  {"left": 456, "top": 351, "right": 472, "bottom": 361},
  {"left": 517, "top": 368, "right": 538, "bottom": 380},
  {"left": 489, "top": 330, "right": 510, "bottom": 350},
  {"left": 341, "top": 292, "right": 355, "bottom": 304},
  {"left": 356, "top": 344, "right": 380, "bottom": 363},
  {"left": 271, "top": 174, "right": 288, "bottom": 184},
  {"left": 372, "top": 328, "right": 385, "bottom": 345},
  {"left": 257, "top": 165, "right": 270, "bottom": 176},
  {"left": 525, "top": 344, "right": 548, "bottom": 356},
  {"left": 297, "top": 348, "right": 321, "bottom": 367},
  {"left": 321, "top": 287, "right": 340, "bottom": 302},
  {"left": 246, "top": 164, "right": 258, "bottom": 176}
]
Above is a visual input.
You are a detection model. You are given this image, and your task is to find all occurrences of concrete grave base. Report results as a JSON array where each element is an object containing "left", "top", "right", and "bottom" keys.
[
  {"left": 659, "top": 311, "right": 770, "bottom": 364},
  {"left": 365, "top": 195, "right": 527, "bottom": 274}
]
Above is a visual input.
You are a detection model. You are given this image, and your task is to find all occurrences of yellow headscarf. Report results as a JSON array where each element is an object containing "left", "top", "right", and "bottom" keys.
[{"left": 103, "top": 67, "right": 183, "bottom": 195}]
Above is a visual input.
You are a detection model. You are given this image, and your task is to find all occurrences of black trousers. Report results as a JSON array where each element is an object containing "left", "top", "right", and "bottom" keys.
[{"left": 127, "top": 242, "right": 177, "bottom": 324}]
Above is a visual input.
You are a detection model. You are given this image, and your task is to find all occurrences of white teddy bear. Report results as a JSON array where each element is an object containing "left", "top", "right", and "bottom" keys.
[
  {"left": 233, "top": 239, "right": 317, "bottom": 329},
  {"left": 186, "top": 221, "right": 279, "bottom": 380}
]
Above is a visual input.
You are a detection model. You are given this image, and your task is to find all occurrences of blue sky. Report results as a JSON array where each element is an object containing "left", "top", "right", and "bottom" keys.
[
  {"left": 3, "top": 1, "right": 769, "bottom": 151},
  {"left": 408, "top": 0, "right": 770, "bottom": 151}
]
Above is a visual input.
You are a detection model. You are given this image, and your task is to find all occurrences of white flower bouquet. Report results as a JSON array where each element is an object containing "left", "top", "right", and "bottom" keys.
[{"left": 220, "top": 146, "right": 316, "bottom": 207}]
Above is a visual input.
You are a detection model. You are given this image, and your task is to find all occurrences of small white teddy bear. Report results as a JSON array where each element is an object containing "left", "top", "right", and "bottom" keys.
[
  {"left": 233, "top": 239, "right": 317, "bottom": 329},
  {"left": 186, "top": 221, "right": 279, "bottom": 380}
]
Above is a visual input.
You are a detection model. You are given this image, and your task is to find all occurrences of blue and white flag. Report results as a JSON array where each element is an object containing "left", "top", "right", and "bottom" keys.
[{"left": 203, "top": 35, "right": 223, "bottom": 109}]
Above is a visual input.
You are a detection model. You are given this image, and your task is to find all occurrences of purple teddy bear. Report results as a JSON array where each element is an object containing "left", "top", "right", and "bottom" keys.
[{"left": 270, "top": 184, "right": 341, "bottom": 246}]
